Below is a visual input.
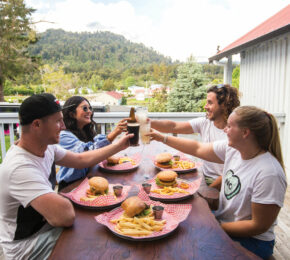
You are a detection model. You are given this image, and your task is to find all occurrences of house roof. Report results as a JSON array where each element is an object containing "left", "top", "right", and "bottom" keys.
[
  {"left": 135, "top": 89, "right": 145, "bottom": 93},
  {"left": 209, "top": 4, "right": 290, "bottom": 62},
  {"left": 106, "top": 91, "right": 123, "bottom": 100}
]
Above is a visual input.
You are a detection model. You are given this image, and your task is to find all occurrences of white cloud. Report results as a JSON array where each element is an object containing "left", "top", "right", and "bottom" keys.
[{"left": 26, "top": 0, "right": 288, "bottom": 62}]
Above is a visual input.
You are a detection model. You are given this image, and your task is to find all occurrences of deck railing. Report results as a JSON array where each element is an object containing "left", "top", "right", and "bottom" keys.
[{"left": 0, "top": 112, "right": 286, "bottom": 161}]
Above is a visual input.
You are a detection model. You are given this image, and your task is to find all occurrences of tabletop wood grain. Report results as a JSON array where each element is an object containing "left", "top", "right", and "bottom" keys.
[{"left": 49, "top": 142, "right": 260, "bottom": 260}]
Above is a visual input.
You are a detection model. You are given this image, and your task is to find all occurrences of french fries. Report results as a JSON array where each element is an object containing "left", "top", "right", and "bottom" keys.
[
  {"left": 119, "top": 157, "right": 136, "bottom": 165},
  {"left": 172, "top": 160, "right": 195, "bottom": 169},
  {"left": 80, "top": 196, "right": 96, "bottom": 202},
  {"left": 110, "top": 213, "right": 166, "bottom": 237},
  {"left": 151, "top": 186, "right": 190, "bottom": 195}
]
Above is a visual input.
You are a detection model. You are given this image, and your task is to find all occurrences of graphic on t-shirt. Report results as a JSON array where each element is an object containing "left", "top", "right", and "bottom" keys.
[{"left": 224, "top": 170, "right": 241, "bottom": 200}]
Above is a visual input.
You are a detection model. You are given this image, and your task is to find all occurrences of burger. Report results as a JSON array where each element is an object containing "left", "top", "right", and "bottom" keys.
[
  {"left": 121, "top": 196, "right": 152, "bottom": 218},
  {"left": 107, "top": 156, "right": 135, "bottom": 166},
  {"left": 155, "top": 170, "right": 178, "bottom": 187},
  {"left": 87, "top": 177, "right": 109, "bottom": 196},
  {"left": 155, "top": 153, "right": 173, "bottom": 169},
  {"left": 107, "top": 156, "right": 120, "bottom": 166}
]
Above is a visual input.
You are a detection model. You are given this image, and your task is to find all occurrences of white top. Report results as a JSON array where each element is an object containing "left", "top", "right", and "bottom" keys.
[
  {"left": 0, "top": 144, "right": 66, "bottom": 259},
  {"left": 213, "top": 140, "right": 287, "bottom": 241},
  {"left": 189, "top": 117, "right": 226, "bottom": 179}
]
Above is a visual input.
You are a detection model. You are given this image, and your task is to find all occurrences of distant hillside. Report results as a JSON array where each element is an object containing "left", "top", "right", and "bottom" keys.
[{"left": 28, "top": 29, "right": 174, "bottom": 73}]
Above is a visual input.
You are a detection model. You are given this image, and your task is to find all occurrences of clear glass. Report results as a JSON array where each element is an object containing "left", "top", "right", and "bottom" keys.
[
  {"left": 140, "top": 121, "right": 151, "bottom": 144},
  {"left": 136, "top": 106, "right": 148, "bottom": 124}
]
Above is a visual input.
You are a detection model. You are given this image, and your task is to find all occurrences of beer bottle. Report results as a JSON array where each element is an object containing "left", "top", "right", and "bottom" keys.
[{"left": 128, "top": 107, "right": 137, "bottom": 123}]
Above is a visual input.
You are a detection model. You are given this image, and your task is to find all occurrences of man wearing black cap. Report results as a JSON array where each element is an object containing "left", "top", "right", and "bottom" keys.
[{"left": 0, "top": 93, "right": 132, "bottom": 260}]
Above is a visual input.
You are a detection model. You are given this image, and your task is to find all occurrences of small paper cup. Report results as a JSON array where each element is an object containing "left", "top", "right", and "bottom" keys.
[
  {"left": 113, "top": 185, "right": 123, "bottom": 197},
  {"left": 142, "top": 183, "right": 152, "bottom": 194},
  {"left": 152, "top": 206, "right": 164, "bottom": 219}
]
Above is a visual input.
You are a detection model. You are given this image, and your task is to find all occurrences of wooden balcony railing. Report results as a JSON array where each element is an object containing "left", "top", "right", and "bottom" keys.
[{"left": 0, "top": 112, "right": 286, "bottom": 161}]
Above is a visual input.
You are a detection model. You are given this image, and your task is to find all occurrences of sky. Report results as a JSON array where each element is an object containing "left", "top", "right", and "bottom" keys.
[{"left": 25, "top": 0, "right": 288, "bottom": 62}]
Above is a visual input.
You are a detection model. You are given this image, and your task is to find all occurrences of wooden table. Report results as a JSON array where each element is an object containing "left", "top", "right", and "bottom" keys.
[{"left": 49, "top": 142, "right": 259, "bottom": 260}]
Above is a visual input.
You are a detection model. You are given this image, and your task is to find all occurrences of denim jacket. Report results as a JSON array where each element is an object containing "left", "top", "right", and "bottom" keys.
[{"left": 57, "top": 130, "right": 110, "bottom": 184}]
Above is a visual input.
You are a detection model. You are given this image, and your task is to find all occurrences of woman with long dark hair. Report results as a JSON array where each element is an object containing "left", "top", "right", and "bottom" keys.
[
  {"left": 148, "top": 106, "right": 287, "bottom": 259},
  {"left": 57, "top": 96, "right": 128, "bottom": 190}
]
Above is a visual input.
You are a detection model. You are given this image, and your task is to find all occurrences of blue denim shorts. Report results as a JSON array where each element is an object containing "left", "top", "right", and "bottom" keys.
[{"left": 231, "top": 236, "right": 275, "bottom": 259}]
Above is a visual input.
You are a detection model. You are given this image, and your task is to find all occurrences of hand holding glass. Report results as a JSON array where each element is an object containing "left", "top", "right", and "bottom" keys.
[{"left": 140, "top": 121, "right": 151, "bottom": 144}]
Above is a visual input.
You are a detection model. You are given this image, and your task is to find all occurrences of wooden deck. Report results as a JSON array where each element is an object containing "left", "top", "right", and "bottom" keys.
[
  {"left": 273, "top": 184, "right": 290, "bottom": 259},
  {"left": 0, "top": 186, "right": 289, "bottom": 260}
]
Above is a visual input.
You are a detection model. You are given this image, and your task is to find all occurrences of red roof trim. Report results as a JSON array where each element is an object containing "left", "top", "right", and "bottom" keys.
[{"left": 209, "top": 4, "right": 290, "bottom": 61}]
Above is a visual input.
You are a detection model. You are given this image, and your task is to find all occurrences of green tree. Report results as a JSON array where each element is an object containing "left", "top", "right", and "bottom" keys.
[
  {"left": 148, "top": 87, "right": 168, "bottom": 112},
  {"left": 103, "top": 79, "right": 115, "bottom": 91},
  {"left": 124, "top": 76, "right": 136, "bottom": 88},
  {"left": 0, "top": 0, "right": 38, "bottom": 101},
  {"left": 41, "top": 64, "right": 73, "bottom": 99},
  {"left": 232, "top": 65, "right": 240, "bottom": 89},
  {"left": 121, "top": 96, "right": 127, "bottom": 105},
  {"left": 167, "top": 56, "right": 207, "bottom": 112}
]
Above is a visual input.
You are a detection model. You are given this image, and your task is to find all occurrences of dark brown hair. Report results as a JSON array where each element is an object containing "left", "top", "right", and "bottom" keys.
[
  {"left": 207, "top": 84, "right": 240, "bottom": 121},
  {"left": 62, "top": 96, "right": 97, "bottom": 142}
]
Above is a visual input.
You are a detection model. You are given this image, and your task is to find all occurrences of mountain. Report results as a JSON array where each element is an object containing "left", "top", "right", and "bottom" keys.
[{"left": 28, "top": 29, "right": 174, "bottom": 73}]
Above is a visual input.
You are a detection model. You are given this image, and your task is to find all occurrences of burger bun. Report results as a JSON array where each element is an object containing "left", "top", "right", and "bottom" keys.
[
  {"left": 121, "top": 196, "right": 146, "bottom": 218},
  {"left": 88, "top": 177, "right": 109, "bottom": 195},
  {"left": 107, "top": 156, "right": 120, "bottom": 165},
  {"left": 155, "top": 153, "right": 172, "bottom": 163},
  {"left": 155, "top": 170, "right": 177, "bottom": 187}
]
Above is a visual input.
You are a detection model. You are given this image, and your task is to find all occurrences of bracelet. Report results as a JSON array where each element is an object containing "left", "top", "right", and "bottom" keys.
[{"left": 163, "top": 134, "right": 168, "bottom": 143}]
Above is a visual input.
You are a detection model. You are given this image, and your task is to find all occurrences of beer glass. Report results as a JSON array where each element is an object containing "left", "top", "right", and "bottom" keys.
[
  {"left": 140, "top": 121, "right": 151, "bottom": 144},
  {"left": 127, "top": 122, "right": 140, "bottom": 146},
  {"left": 136, "top": 107, "right": 148, "bottom": 124}
]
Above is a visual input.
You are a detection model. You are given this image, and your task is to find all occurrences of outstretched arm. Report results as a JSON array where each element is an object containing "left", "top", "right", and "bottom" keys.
[
  {"left": 148, "top": 130, "right": 223, "bottom": 163},
  {"left": 57, "top": 133, "right": 133, "bottom": 169},
  {"left": 151, "top": 120, "right": 194, "bottom": 134}
]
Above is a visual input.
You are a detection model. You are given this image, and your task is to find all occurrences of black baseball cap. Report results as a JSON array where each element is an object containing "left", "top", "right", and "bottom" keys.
[{"left": 19, "top": 93, "right": 68, "bottom": 125}]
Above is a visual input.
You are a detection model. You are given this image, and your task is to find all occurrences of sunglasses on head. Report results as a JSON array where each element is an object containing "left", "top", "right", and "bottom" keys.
[{"left": 81, "top": 105, "right": 92, "bottom": 112}]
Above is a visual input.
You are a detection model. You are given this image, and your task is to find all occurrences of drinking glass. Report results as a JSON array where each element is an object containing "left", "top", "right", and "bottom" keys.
[
  {"left": 136, "top": 107, "right": 148, "bottom": 124},
  {"left": 139, "top": 121, "right": 151, "bottom": 145},
  {"left": 127, "top": 122, "right": 140, "bottom": 146}
]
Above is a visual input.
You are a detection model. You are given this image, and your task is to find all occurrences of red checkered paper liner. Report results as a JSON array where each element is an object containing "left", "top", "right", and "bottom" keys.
[
  {"left": 153, "top": 152, "right": 202, "bottom": 173},
  {"left": 99, "top": 153, "right": 141, "bottom": 171},
  {"left": 60, "top": 178, "right": 131, "bottom": 207},
  {"left": 138, "top": 177, "right": 201, "bottom": 200},
  {"left": 95, "top": 194, "right": 192, "bottom": 240}
]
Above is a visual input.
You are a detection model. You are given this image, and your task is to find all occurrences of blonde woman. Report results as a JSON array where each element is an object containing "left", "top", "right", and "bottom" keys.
[{"left": 149, "top": 106, "right": 287, "bottom": 259}]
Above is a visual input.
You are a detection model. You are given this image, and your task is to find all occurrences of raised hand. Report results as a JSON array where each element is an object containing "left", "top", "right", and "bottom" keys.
[
  {"left": 146, "top": 129, "right": 164, "bottom": 143},
  {"left": 116, "top": 133, "right": 134, "bottom": 150}
]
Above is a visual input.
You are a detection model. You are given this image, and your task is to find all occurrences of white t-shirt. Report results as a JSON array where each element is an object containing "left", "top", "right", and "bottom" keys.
[
  {"left": 189, "top": 117, "right": 226, "bottom": 179},
  {"left": 0, "top": 144, "right": 67, "bottom": 259},
  {"left": 213, "top": 140, "right": 287, "bottom": 241}
]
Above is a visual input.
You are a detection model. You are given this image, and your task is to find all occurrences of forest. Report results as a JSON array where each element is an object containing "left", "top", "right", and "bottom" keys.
[
  {"left": 5, "top": 29, "right": 224, "bottom": 97},
  {"left": 1, "top": 1, "right": 237, "bottom": 112}
]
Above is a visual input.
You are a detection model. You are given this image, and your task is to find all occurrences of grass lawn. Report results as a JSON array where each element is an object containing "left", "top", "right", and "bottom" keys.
[
  {"left": 127, "top": 98, "right": 150, "bottom": 106},
  {"left": 0, "top": 135, "right": 15, "bottom": 163}
]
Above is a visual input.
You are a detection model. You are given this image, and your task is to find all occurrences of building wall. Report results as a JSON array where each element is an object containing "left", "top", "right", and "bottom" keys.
[
  {"left": 239, "top": 31, "right": 290, "bottom": 175},
  {"left": 90, "top": 93, "right": 119, "bottom": 105}
]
